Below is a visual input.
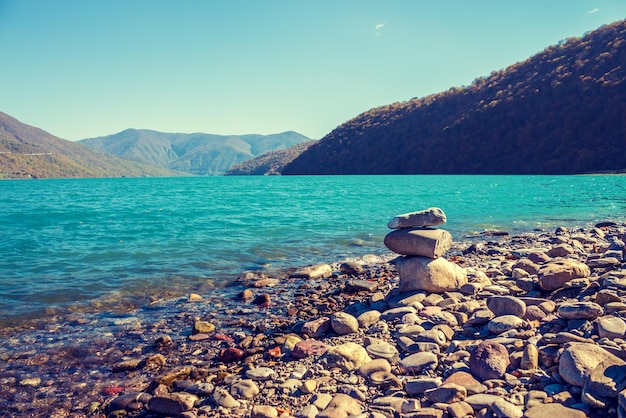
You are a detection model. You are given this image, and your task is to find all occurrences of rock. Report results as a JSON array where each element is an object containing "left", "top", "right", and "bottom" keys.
[
  {"left": 218, "top": 347, "right": 245, "bottom": 363},
  {"left": 487, "top": 295, "right": 526, "bottom": 318},
  {"left": 291, "top": 339, "right": 328, "bottom": 359},
  {"left": 388, "top": 207, "right": 447, "bottom": 229},
  {"left": 468, "top": 341, "right": 510, "bottom": 380},
  {"left": 291, "top": 264, "right": 332, "bottom": 279},
  {"left": 301, "top": 317, "right": 331, "bottom": 338},
  {"left": 523, "top": 403, "right": 586, "bottom": 418},
  {"left": 395, "top": 256, "right": 468, "bottom": 293},
  {"left": 400, "top": 352, "right": 439, "bottom": 373},
  {"left": 212, "top": 387, "right": 241, "bottom": 408},
  {"left": 538, "top": 259, "right": 590, "bottom": 291},
  {"left": 558, "top": 342, "right": 623, "bottom": 387},
  {"left": 366, "top": 342, "right": 400, "bottom": 361},
  {"left": 317, "top": 393, "right": 362, "bottom": 418},
  {"left": 424, "top": 383, "right": 466, "bottom": 403},
  {"left": 547, "top": 243, "right": 576, "bottom": 258},
  {"left": 405, "top": 377, "right": 442, "bottom": 395},
  {"left": 558, "top": 302, "right": 604, "bottom": 320},
  {"left": 384, "top": 228, "right": 453, "bottom": 258},
  {"left": 521, "top": 344, "right": 539, "bottom": 370},
  {"left": 245, "top": 367, "right": 276, "bottom": 381},
  {"left": 464, "top": 393, "right": 501, "bottom": 409},
  {"left": 443, "top": 371, "right": 485, "bottom": 393},
  {"left": 230, "top": 379, "right": 259, "bottom": 399},
  {"left": 447, "top": 401, "right": 474, "bottom": 418},
  {"left": 148, "top": 393, "right": 198, "bottom": 415},
  {"left": 597, "top": 315, "right": 626, "bottom": 338},
  {"left": 330, "top": 312, "right": 359, "bottom": 335},
  {"left": 583, "top": 357, "right": 626, "bottom": 401},
  {"left": 339, "top": 261, "right": 363, "bottom": 275},
  {"left": 295, "top": 405, "right": 319, "bottom": 418},
  {"left": 492, "top": 397, "right": 523, "bottom": 418},
  {"left": 321, "top": 342, "right": 372, "bottom": 372},
  {"left": 359, "top": 359, "right": 392, "bottom": 378},
  {"left": 357, "top": 310, "right": 381, "bottom": 327},
  {"left": 251, "top": 405, "right": 279, "bottom": 418},
  {"left": 193, "top": 320, "right": 215, "bottom": 334},
  {"left": 487, "top": 315, "right": 525, "bottom": 334}
]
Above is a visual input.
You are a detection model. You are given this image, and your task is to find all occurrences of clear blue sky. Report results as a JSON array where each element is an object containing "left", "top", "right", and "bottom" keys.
[{"left": 1, "top": 1, "right": 624, "bottom": 141}]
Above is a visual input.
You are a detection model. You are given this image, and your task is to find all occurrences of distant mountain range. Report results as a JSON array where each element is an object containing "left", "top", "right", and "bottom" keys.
[
  {"left": 282, "top": 19, "right": 626, "bottom": 175},
  {"left": 80, "top": 130, "right": 312, "bottom": 175},
  {"left": 0, "top": 112, "right": 181, "bottom": 179}
]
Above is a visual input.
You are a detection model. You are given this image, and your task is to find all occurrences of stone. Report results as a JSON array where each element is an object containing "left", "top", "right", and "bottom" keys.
[
  {"left": 521, "top": 344, "right": 539, "bottom": 370},
  {"left": 488, "top": 315, "right": 525, "bottom": 334},
  {"left": 405, "top": 377, "right": 442, "bottom": 395},
  {"left": 384, "top": 228, "right": 453, "bottom": 258},
  {"left": 443, "top": 371, "right": 485, "bottom": 393},
  {"left": 295, "top": 405, "right": 319, "bottom": 418},
  {"left": 487, "top": 295, "right": 526, "bottom": 318},
  {"left": 424, "top": 383, "right": 467, "bottom": 403},
  {"left": 359, "top": 358, "right": 392, "bottom": 378},
  {"left": 339, "top": 261, "right": 364, "bottom": 275},
  {"left": 330, "top": 312, "right": 359, "bottom": 335},
  {"left": 464, "top": 393, "right": 501, "bottom": 409},
  {"left": 547, "top": 243, "right": 576, "bottom": 258},
  {"left": 321, "top": 342, "right": 372, "bottom": 372},
  {"left": 447, "top": 401, "right": 474, "bottom": 418},
  {"left": 212, "top": 386, "right": 240, "bottom": 408},
  {"left": 251, "top": 405, "right": 279, "bottom": 418},
  {"left": 583, "top": 356, "right": 626, "bottom": 400},
  {"left": 400, "top": 352, "right": 438, "bottom": 373},
  {"left": 301, "top": 317, "right": 331, "bottom": 338},
  {"left": 387, "top": 207, "right": 447, "bottom": 229},
  {"left": 245, "top": 367, "right": 275, "bottom": 381},
  {"left": 597, "top": 315, "right": 626, "bottom": 339},
  {"left": 468, "top": 341, "right": 510, "bottom": 380},
  {"left": 369, "top": 371, "right": 403, "bottom": 389},
  {"left": 193, "top": 320, "right": 215, "bottom": 334},
  {"left": 291, "top": 339, "right": 328, "bottom": 359},
  {"left": 523, "top": 403, "right": 586, "bottom": 418},
  {"left": 558, "top": 342, "right": 623, "bottom": 387},
  {"left": 492, "top": 398, "right": 523, "bottom": 418},
  {"left": 311, "top": 393, "right": 333, "bottom": 410},
  {"left": 357, "top": 310, "right": 381, "bottom": 327},
  {"left": 395, "top": 256, "right": 468, "bottom": 293},
  {"left": 538, "top": 259, "right": 590, "bottom": 291},
  {"left": 366, "top": 342, "right": 400, "bottom": 361},
  {"left": 317, "top": 393, "right": 362, "bottom": 418},
  {"left": 290, "top": 264, "right": 332, "bottom": 279},
  {"left": 557, "top": 302, "right": 604, "bottom": 320},
  {"left": 148, "top": 393, "right": 198, "bottom": 415}
]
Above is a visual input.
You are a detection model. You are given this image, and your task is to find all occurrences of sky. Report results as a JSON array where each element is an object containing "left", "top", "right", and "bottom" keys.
[{"left": 1, "top": 1, "right": 625, "bottom": 141}]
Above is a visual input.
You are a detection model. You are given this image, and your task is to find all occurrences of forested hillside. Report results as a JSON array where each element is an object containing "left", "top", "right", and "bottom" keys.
[
  {"left": 225, "top": 140, "right": 317, "bottom": 175},
  {"left": 0, "top": 112, "right": 181, "bottom": 179},
  {"left": 283, "top": 20, "right": 626, "bottom": 175}
]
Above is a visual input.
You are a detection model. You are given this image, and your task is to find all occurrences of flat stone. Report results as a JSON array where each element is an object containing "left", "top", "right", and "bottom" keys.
[
  {"left": 468, "top": 341, "right": 510, "bottom": 380},
  {"left": 464, "top": 393, "right": 501, "bottom": 409},
  {"left": 523, "top": 403, "right": 586, "bottom": 418},
  {"left": 230, "top": 379, "right": 259, "bottom": 399},
  {"left": 597, "top": 315, "right": 626, "bottom": 338},
  {"left": 291, "top": 339, "right": 328, "bottom": 358},
  {"left": 301, "top": 317, "right": 331, "bottom": 338},
  {"left": 487, "top": 295, "right": 526, "bottom": 318},
  {"left": 538, "top": 259, "right": 590, "bottom": 291},
  {"left": 443, "top": 371, "right": 485, "bottom": 393},
  {"left": 290, "top": 264, "right": 332, "bottom": 279},
  {"left": 400, "top": 352, "right": 438, "bottom": 373},
  {"left": 294, "top": 405, "right": 319, "bottom": 418},
  {"left": 317, "top": 393, "right": 362, "bottom": 418},
  {"left": 330, "top": 312, "right": 359, "bottom": 335},
  {"left": 387, "top": 207, "right": 447, "bottom": 229},
  {"left": 380, "top": 306, "right": 417, "bottom": 321},
  {"left": 424, "top": 383, "right": 466, "bottom": 403},
  {"left": 559, "top": 342, "right": 623, "bottom": 387},
  {"left": 405, "top": 377, "right": 442, "bottom": 395},
  {"left": 251, "top": 405, "right": 279, "bottom": 418},
  {"left": 366, "top": 342, "right": 399, "bottom": 361},
  {"left": 359, "top": 358, "right": 392, "bottom": 378},
  {"left": 394, "top": 256, "right": 468, "bottom": 293},
  {"left": 557, "top": 302, "right": 604, "bottom": 320},
  {"left": 147, "top": 393, "right": 198, "bottom": 415},
  {"left": 488, "top": 315, "right": 524, "bottom": 334},
  {"left": 447, "top": 401, "right": 474, "bottom": 418},
  {"left": 245, "top": 367, "right": 276, "bottom": 381},
  {"left": 357, "top": 310, "right": 381, "bottom": 327},
  {"left": 384, "top": 228, "right": 453, "bottom": 258},
  {"left": 212, "top": 387, "right": 240, "bottom": 408},
  {"left": 583, "top": 356, "right": 626, "bottom": 400},
  {"left": 492, "top": 397, "right": 523, "bottom": 418}
]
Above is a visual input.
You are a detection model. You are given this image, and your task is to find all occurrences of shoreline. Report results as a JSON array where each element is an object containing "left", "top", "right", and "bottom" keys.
[{"left": 1, "top": 221, "right": 625, "bottom": 417}]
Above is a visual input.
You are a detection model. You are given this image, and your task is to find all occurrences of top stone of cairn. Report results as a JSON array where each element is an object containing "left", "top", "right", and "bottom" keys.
[{"left": 388, "top": 207, "right": 447, "bottom": 229}]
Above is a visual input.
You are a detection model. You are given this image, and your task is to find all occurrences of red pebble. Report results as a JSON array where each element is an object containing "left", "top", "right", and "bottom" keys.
[
  {"left": 218, "top": 347, "right": 245, "bottom": 363},
  {"left": 214, "top": 333, "right": 235, "bottom": 343},
  {"left": 268, "top": 346, "right": 282, "bottom": 357},
  {"left": 102, "top": 386, "right": 125, "bottom": 395},
  {"left": 291, "top": 339, "right": 328, "bottom": 359}
]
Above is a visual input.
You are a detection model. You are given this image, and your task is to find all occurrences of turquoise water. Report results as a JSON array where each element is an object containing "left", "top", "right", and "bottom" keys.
[{"left": 1, "top": 175, "right": 625, "bottom": 322}]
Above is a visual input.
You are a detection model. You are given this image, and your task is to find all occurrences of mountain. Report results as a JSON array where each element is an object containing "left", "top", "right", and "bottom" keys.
[
  {"left": 283, "top": 20, "right": 626, "bottom": 175},
  {"left": 80, "top": 130, "right": 312, "bottom": 175},
  {"left": 225, "top": 140, "right": 317, "bottom": 175},
  {"left": 0, "top": 112, "right": 182, "bottom": 179}
]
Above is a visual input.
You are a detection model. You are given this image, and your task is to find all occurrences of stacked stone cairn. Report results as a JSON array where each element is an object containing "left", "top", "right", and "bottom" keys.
[{"left": 384, "top": 207, "right": 468, "bottom": 294}]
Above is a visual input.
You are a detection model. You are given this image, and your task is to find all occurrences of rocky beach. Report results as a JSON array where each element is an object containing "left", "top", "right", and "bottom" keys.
[{"left": 2, "top": 208, "right": 626, "bottom": 418}]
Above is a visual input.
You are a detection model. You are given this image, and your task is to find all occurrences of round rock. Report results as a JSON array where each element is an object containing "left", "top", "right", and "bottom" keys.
[
  {"left": 468, "top": 341, "right": 510, "bottom": 380},
  {"left": 558, "top": 302, "right": 604, "bottom": 320},
  {"left": 330, "top": 312, "right": 359, "bottom": 335},
  {"left": 400, "top": 352, "right": 438, "bottom": 373},
  {"left": 487, "top": 295, "right": 526, "bottom": 318}
]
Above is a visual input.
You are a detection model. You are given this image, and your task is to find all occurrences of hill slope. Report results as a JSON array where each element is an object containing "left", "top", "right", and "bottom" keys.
[
  {"left": 0, "top": 112, "right": 181, "bottom": 179},
  {"left": 225, "top": 140, "right": 317, "bottom": 175},
  {"left": 80, "top": 130, "right": 311, "bottom": 175},
  {"left": 283, "top": 20, "right": 626, "bottom": 175}
]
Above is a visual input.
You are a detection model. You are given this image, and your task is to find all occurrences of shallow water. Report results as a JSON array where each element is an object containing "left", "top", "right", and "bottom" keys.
[{"left": 1, "top": 175, "right": 625, "bottom": 322}]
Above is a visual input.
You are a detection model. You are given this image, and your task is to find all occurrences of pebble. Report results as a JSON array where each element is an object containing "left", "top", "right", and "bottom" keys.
[
  {"left": 468, "top": 341, "right": 510, "bottom": 380},
  {"left": 330, "top": 311, "right": 359, "bottom": 335}
]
